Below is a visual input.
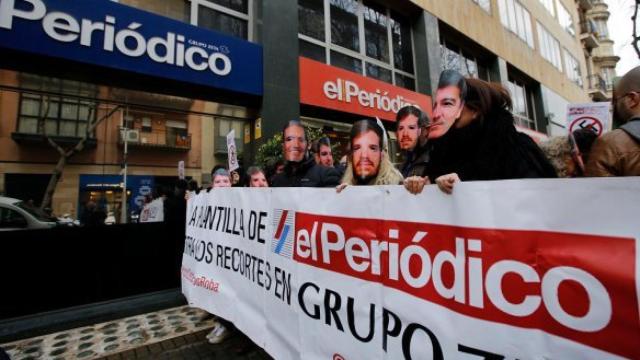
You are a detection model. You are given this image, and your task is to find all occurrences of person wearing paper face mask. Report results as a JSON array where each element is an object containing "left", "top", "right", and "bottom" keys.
[
  {"left": 408, "top": 70, "right": 556, "bottom": 194},
  {"left": 337, "top": 119, "right": 403, "bottom": 191},
  {"left": 271, "top": 120, "right": 341, "bottom": 187},
  {"left": 396, "top": 105, "right": 432, "bottom": 194}
]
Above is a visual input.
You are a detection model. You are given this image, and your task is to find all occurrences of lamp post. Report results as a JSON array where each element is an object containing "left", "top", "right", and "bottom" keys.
[{"left": 120, "top": 127, "right": 129, "bottom": 224}]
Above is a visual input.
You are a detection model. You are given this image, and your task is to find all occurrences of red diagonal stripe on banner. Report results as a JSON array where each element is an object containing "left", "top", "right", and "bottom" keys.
[{"left": 274, "top": 210, "right": 288, "bottom": 239}]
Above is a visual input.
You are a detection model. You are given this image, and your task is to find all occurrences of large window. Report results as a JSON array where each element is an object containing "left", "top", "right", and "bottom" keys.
[
  {"left": 537, "top": 22, "right": 563, "bottom": 71},
  {"left": 215, "top": 117, "right": 245, "bottom": 154},
  {"left": 298, "top": 0, "right": 416, "bottom": 90},
  {"left": 507, "top": 78, "right": 536, "bottom": 130},
  {"left": 498, "top": 0, "right": 534, "bottom": 48},
  {"left": 563, "top": 49, "right": 582, "bottom": 86},
  {"left": 16, "top": 76, "right": 98, "bottom": 138},
  {"left": 556, "top": 0, "right": 575, "bottom": 36},
  {"left": 440, "top": 39, "right": 490, "bottom": 80},
  {"left": 118, "top": 0, "right": 190, "bottom": 23}
]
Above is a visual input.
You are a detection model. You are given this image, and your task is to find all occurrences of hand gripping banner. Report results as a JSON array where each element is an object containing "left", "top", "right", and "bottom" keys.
[{"left": 181, "top": 178, "right": 640, "bottom": 360}]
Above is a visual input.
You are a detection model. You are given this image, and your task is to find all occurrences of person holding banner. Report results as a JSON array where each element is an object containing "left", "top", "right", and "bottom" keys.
[
  {"left": 407, "top": 70, "right": 556, "bottom": 194},
  {"left": 337, "top": 118, "right": 403, "bottom": 189},
  {"left": 271, "top": 120, "right": 341, "bottom": 187},
  {"left": 585, "top": 65, "right": 640, "bottom": 176},
  {"left": 396, "top": 105, "right": 432, "bottom": 194}
]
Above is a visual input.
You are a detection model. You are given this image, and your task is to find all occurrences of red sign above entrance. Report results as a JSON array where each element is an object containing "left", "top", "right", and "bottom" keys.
[{"left": 299, "top": 57, "right": 432, "bottom": 121}]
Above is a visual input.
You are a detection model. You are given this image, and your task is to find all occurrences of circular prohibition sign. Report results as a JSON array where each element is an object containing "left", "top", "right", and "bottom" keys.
[{"left": 568, "top": 116, "right": 603, "bottom": 135}]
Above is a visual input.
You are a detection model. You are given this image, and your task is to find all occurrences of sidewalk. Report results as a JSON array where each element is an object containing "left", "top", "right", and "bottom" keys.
[{"left": 1, "top": 306, "right": 272, "bottom": 360}]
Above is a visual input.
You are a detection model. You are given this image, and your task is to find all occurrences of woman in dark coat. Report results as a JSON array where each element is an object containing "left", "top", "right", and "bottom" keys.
[{"left": 426, "top": 73, "right": 557, "bottom": 193}]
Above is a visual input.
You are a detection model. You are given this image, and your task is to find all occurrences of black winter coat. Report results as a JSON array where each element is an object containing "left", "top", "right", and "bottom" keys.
[
  {"left": 427, "top": 109, "right": 557, "bottom": 182},
  {"left": 271, "top": 158, "right": 341, "bottom": 187},
  {"left": 400, "top": 143, "right": 431, "bottom": 178}
]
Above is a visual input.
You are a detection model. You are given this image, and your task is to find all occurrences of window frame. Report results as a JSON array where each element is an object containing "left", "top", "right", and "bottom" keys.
[
  {"left": 189, "top": 0, "right": 254, "bottom": 41},
  {"left": 298, "top": 0, "right": 417, "bottom": 90}
]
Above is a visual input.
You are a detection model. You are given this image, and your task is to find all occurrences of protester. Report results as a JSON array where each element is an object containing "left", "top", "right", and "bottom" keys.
[
  {"left": 572, "top": 127, "right": 599, "bottom": 166},
  {"left": 201, "top": 168, "right": 234, "bottom": 344},
  {"left": 338, "top": 119, "right": 403, "bottom": 190},
  {"left": 230, "top": 170, "right": 242, "bottom": 187},
  {"left": 247, "top": 166, "right": 269, "bottom": 187},
  {"left": 408, "top": 70, "right": 556, "bottom": 194},
  {"left": 539, "top": 132, "right": 588, "bottom": 177},
  {"left": 270, "top": 120, "right": 341, "bottom": 187},
  {"left": 585, "top": 65, "right": 640, "bottom": 176},
  {"left": 396, "top": 105, "right": 432, "bottom": 194},
  {"left": 311, "top": 137, "right": 334, "bottom": 167},
  {"left": 80, "top": 200, "right": 106, "bottom": 227}
]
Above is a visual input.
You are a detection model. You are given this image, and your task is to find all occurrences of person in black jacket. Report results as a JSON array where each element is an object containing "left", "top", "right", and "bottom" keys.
[
  {"left": 271, "top": 120, "right": 341, "bottom": 187},
  {"left": 429, "top": 71, "right": 557, "bottom": 193},
  {"left": 405, "top": 70, "right": 556, "bottom": 194}
]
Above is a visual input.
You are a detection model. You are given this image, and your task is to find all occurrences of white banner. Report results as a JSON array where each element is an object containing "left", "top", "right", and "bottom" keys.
[
  {"left": 139, "top": 198, "right": 164, "bottom": 223},
  {"left": 182, "top": 178, "right": 640, "bottom": 360},
  {"left": 566, "top": 102, "right": 611, "bottom": 135}
]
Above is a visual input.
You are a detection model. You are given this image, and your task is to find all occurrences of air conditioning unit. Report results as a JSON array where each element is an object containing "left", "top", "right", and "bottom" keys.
[{"left": 123, "top": 129, "right": 140, "bottom": 143}]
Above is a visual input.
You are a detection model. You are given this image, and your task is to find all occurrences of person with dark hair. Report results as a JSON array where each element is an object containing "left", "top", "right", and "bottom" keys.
[
  {"left": 571, "top": 127, "right": 598, "bottom": 166},
  {"left": 246, "top": 166, "right": 268, "bottom": 187},
  {"left": 396, "top": 105, "right": 432, "bottom": 193},
  {"left": 338, "top": 119, "right": 403, "bottom": 189},
  {"left": 586, "top": 65, "right": 640, "bottom": 176},
  {"left": 270, "top": 120, "right": 341, "bottom": 187},
  {"left": 413, "top": 70, "right": 556, "bottom": 194},
  {"left": 311, "top": 137, "right": 334, "bottom": 167}
]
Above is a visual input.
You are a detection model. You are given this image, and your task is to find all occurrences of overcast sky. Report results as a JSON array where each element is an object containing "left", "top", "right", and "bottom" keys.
[{"left": 604, "top": 0, "right": 640, "bottom": 76}]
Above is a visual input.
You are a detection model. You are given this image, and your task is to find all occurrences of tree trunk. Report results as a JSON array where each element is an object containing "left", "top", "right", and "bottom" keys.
[
  {"left": 39, "top": 105, "right": 121, "bottom": 211},
  {"left": 40, "top": 155, "right": 67, "bottom": 213}
]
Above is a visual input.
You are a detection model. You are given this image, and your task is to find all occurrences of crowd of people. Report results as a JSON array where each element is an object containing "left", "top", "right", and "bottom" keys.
[{"left": 186, "top": 65, "right": 640, "bottom": 344}]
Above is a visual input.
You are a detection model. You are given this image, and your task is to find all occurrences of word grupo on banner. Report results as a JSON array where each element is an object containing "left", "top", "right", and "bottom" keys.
[{"left": 181, "top": 179, "right": 640, "bottom": 360}]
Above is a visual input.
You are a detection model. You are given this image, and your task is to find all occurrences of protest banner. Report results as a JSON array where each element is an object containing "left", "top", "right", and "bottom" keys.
[
  {"left": 182, "top": 178, "right": 640, "bottom": 359},
  {"left": 139, "top": 198, "right": 164, "bottom": 223}
]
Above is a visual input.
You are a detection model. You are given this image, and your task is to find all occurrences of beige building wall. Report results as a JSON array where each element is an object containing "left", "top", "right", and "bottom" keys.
[{"left": 412, "top": 0, "right": 590, "bottom": 103}]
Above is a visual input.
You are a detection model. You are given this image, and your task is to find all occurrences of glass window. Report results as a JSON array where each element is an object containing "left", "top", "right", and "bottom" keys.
[
  {"left": 440, "top": 40, "right": 484, "bottom": 79},
  {"left": 208, "top": 0, "right": 248, "bottom": 13},
  {"left": 499, "top": 0, "right": 534, "bottom": 48},
  {"left": 16, "top": 76, "right": 98, "bottom": 139},
  {"left": 537, "top": 22, "right": 562, "bottom": 71},
  {"left": 363, "top": 1, "right": 389, "bottom": 63},
  {"left": 394, "top": 73, "right": 415, "bottom": 90},
  {"left": 331, "top": 50, "right": 363, "bottom": 74},
  {"left": 365, "top": 63, "right": 392, "bottom": 83},
  {"left": 563, "top": 48, "right": 582, "bottom": 86},
  {"left": 330, "top": 0, "right": 360, "bottom": 52},
  {"left": 556, "top": 1, "right": 574, "bottom": 35},
  {"left": 390, "top": 11, "right": 413, "bottom": 74},
  {"left": 300, "top": 39, "right": 326, "bottom": 63},
  {"left": 198, "top": 5, "right": 248, "bottom": 39},
  {"left": 507, "top": 79, "right": 536, "bottom": 130},
  {"left": 299, "top": 0, "right": 325, "bottom": 41},
  {"left": 299, "top": 1, "right": 414, "bottom": 84}
]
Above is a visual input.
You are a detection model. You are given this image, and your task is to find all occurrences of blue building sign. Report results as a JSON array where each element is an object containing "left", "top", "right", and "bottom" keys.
[{"left": 0, "top": 0, "right": 263, "bottom": 95}]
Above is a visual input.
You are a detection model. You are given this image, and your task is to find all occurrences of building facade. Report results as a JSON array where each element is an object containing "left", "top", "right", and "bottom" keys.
[
  {"left": 576, "top": 0, "right": 619, "bottom": 103},
  {"left": 0, "top": 0, "right": 610, "bottom": 221}
]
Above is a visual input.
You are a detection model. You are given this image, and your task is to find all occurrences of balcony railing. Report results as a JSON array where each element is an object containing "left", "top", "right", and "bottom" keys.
[
  {"left": 588, "top": 74, "right": 607, "bottom": 93},
  {"left": 119, "top": 130, "right": 191, "bottom": 151}
]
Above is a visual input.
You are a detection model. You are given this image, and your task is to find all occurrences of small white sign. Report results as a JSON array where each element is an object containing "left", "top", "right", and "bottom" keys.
[
  {"left": 227, "top": 129, "right": 239, "bottom": 171},
  {"left": 178, "top": 160, "right": 185, "bottom": 180},
  {"left": 566, "top": 102, "right": 610, "bottom": 135}
]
